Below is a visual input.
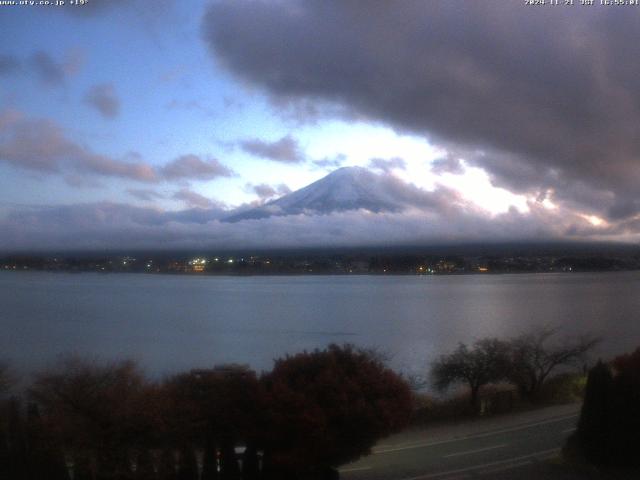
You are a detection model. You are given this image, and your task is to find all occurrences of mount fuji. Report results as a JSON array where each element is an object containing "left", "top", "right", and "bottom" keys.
[{"left": 223, "top": 166, "right": 427, "bottom": 223}]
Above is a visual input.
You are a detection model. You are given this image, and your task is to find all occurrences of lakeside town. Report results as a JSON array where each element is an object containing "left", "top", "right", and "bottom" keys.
[{"left": 3, "top": 248, "right": 640, "bottom": 276}]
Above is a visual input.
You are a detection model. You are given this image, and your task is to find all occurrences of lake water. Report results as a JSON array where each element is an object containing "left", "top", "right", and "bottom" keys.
[{"left": 1, "top": 270, "right": 639, "bottom": 378}]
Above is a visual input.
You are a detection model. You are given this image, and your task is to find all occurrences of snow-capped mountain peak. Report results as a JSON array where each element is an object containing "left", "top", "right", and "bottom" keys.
[{"left": 222, "top": 166, "right": 414, "bottom": 222}]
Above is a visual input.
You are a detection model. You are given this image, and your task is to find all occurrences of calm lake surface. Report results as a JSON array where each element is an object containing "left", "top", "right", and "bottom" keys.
[{"left": 1, "top": 271, "right": 639, "bottom": 377}]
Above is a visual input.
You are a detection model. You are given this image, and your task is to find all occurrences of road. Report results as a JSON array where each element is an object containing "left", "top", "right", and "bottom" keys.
[{"left": 340, "top": 404, "right": 581, "bottom": 480}]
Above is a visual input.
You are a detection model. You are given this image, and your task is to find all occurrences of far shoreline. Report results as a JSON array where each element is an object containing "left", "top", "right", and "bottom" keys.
[{"left": 2, "top": 267, "right": 640, "bottom": 278}]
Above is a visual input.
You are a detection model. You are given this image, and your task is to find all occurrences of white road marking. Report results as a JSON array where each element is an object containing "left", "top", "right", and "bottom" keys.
[
  {"left": 374, "top": 414, "right": 578, "bottom": 454},
  {"left": 338, "top": 466, "right": 372, "bottom": 473},
  {"left": 478, "top": 459, "right": 532, "bottom": 475},
  {"left": 442, "top": 443, "right": 507, "bottom": 458},
  {"left": 398, "top": 447, "right": 561, "bottom": 480}
]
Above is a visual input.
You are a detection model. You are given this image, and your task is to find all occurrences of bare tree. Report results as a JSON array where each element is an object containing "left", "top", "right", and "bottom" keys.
[
  {"left": 507, "top": 327, "right": 600, "bottom": 401},
  {"left": 431, "top": 338, "right": 511, "bottom": 407},
  {"left": 29, "top": 356, "right": 149, "bottom": 480}
]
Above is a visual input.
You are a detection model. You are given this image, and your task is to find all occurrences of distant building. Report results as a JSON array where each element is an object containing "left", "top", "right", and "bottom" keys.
[{"left": 188, "top": 258, "right": 207, "bottom": 273}]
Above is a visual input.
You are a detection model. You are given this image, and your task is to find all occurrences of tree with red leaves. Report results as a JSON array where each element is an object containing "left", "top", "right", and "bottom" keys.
[{"left": 261, "top": 344, "right": 412, "bottom": 477}]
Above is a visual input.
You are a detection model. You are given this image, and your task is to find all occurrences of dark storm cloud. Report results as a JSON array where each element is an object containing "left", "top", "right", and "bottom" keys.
[
  {"left": 203, "top": 1, "right": 640, "bottom": 222},
  {"left": 84, "top": 84, "right": 120, "bottom": 119},
  {"left": 240, "top": 135, "right": 305, "bottom": 163},
  {"left": 0, "top": 111, "right": 235, "bottom": 184},
  {"left": 0, "top": 54, "right": 20, "bottom": 75}
]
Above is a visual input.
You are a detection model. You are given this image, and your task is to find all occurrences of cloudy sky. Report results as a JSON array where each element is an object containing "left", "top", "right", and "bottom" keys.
[{"left": 1, "top": 0, "right": 640, "bottom": 251}]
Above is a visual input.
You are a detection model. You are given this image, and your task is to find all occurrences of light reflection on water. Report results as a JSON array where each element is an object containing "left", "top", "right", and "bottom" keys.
[{"left": 1, "top": 271, "right": 638, "bottom": 377}]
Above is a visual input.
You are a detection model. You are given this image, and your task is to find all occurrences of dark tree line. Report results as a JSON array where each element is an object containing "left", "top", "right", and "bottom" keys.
[
  {"left": 566, "top": 346, "right": 640, "bottom": 467},
  {"left": 0, "top": 345, "right": 412, "bottom": 480},
  {"left": 430, "top": 327, "right": 600, "bottom": 407}
]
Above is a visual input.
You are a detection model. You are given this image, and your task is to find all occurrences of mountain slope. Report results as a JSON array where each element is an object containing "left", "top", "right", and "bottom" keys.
[{"left": 223, "top": 166, "right": 415, "bottom": 222}]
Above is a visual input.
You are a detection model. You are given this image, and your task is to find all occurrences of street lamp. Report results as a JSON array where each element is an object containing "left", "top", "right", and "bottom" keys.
[
  {"left": 129, "top": 449, "right": 139, "bottom": 476},
  {"left": 257, "top": 450, "right": 264, "bottom": 473},
  {"left": 64, "top": 452, "right": 75, "bottom": 480},
  {"left": 195, "top": 448, "right": 204, "bottom": 480},
  {"left": 172, "top": 449, "right": 182, "bottom": 475},
  {"left": 234, "top": 445, "right": 247, "bottom": 474},
  {"left": 149, "top": 449, "right": 161, "bottom": 479}
]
